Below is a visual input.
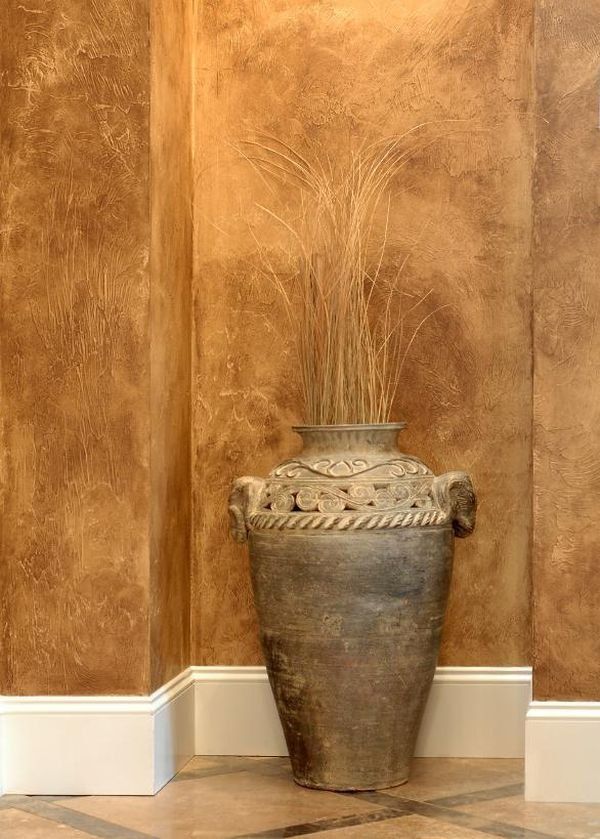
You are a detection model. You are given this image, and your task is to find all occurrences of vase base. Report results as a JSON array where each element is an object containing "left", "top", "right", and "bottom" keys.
[{"left": 292, "top": 775, "right": 409, "bottom": 792}]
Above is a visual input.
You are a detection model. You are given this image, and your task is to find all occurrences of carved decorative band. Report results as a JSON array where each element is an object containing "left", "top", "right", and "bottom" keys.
[
  {"left": 273, "top": 457, "right": 431, "bottom": 480},
  {"left": 247, "top": 508, "right": 449, "bottom": 532},
  {"left": 229, "top": 470, "right": 476, "bottom": 543},
  {"left": 263, "top": 479, "right": 433, "bottom": 515}
]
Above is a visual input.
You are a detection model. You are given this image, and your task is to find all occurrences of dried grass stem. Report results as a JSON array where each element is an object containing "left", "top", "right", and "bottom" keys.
[{"left": 242, "top": 132, "right": 444, "bottom": 425}]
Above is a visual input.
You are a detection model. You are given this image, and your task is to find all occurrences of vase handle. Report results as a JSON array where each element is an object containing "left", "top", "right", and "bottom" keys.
[
  {"left": 228, "top": 476, "right": 266, "bottom": 543},
  {"left": 431, "top": 471, "right": 477, "bottom": 538}
]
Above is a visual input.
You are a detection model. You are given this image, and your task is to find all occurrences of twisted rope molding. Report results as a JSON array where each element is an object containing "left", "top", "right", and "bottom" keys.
[{"left": 247, "top": 508, "right": 449, "bottom": 532}]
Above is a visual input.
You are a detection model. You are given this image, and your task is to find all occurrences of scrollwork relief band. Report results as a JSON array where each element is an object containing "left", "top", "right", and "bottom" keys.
[
  {"left": 263, "top": 479, "right": 433, "bottom": 515},
  {"left": 273, "top": 456, "right": 431, "bottom": 480},
  {"left": 229, "top": 470, "right": 476, "bottom": 542}
]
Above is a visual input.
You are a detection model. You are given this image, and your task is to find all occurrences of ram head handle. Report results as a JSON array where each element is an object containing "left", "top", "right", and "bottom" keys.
[
  {"left": 228, "top": 476, "right": 266, "bottom": 543},
  {"left": 431, "top": 471, "right": 477, "bottom": 538}
]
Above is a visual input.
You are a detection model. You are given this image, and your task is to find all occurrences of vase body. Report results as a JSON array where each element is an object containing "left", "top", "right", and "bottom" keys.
[{"left": 229, "top": 423, "right": 476, "bottom": 791}]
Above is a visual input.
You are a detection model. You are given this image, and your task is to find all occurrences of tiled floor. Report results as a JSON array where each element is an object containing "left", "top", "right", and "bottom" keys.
[{"left": 1, "top": 757, "right": 600, "bottom": 838}]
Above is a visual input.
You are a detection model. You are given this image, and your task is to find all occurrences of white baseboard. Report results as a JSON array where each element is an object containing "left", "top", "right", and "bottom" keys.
[
  {"left": 0, "top": 714, "right": 3, "bottom": 797},
  {"left": 0, "top": 669, "right": 195, "bottom": 796},
  {"left": 194, "top": 666, "right": 532, "bottom": 760},
  {"left": 153, "top": 673, "right": 196, "bottom": 793},
  {"left": 0, "top": 665, "right": 531, "bottom": 796},
  {"left": 194, "top": 667, "right": 288, "bottom": 756},
  {"left": 526, "top": 701, "right": 600, "bottom": 802},
  {"left": 416, "top": 667, "right": 531, "bottom": 758}
]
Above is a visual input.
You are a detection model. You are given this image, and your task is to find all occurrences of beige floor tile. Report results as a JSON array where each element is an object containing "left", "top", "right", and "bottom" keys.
[
  {"left": 244, "top": 757, "right": 286, "bottom": 762},
  {"left": 174, "top": 756, "right": 229, "bottom": 779},
  {"left": 384, "top": 758, "right": 524, "bottom": 801},
  {"left": 62, "top": 769, "right": 380, "bottom": 838},
  {"left": 175, "top": 756, "right": 293, "bottom": 783},
  {"left": 0, "top": 808, "right": 92, "bottom": 839},
  {"left": 315, "top": 812, "right": 495, "bottom": 837},
  {"left": 178, "top": 757, "right": 222, "bottom": 772},
  {"left": 458, "top": 793, "right": 600, "bottom": 839}
]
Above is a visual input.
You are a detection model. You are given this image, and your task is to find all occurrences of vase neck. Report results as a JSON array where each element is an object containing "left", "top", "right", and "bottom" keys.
[{"left": 293, "top": 423, "right": 405, "bottom": 456}]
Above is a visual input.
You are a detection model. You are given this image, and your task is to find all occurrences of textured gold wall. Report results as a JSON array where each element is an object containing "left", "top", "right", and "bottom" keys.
[
  {"left": 0, "top": 0, "right": 193, "bottom": 695},
  {"left": 1, "top": 0, "right": 544, "bottom": 693},
  {"left": 192, "top": 0, "right": 534, "bottom": 666},
  {"left": 149, "top": 0, "right": 193, "bottom": 691},
  {"left": 0, "top": 0, "right": 151, "bottom": 694},
  {"left": 533, "top": 0, "right": 600, "bottom": 701}
]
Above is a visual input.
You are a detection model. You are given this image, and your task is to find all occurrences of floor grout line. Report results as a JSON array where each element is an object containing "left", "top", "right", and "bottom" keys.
[
  {"left": 426, "top": 782, "right": 525, "bottom": 808},
  {"left": 233, "top": 807, "right": 412, "bottom": 839},
  {"left": 352, "top": 791, "right": 561, "bottom": 839},
  {"left": 7, "top": 797, "right": 159, "bottom": 839}
]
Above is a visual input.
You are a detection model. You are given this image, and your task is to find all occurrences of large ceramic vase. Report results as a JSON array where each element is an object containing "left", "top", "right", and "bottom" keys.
[{"left": 229, "top": 423, "right": 476, "bottom": 791}]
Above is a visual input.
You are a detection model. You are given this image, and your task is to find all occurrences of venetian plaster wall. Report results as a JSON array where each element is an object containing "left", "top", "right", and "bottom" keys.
[
  {"left": 532, "top": 0, "right": 600, "bottom": 701},
  {"left": 192, "top": 0, "right": 534, "bottom": 666},
  {"left": 0, "top": 0, "right": 151, "bottom": 694},
  {"left": 0, "top": 0, "right": 192, "bottom": 695},
  {"left": 7, "top": 0, "right": 597, "bottom": 700},
  {"left": 149, "top": 0, "right": 193, "bottom": 691}
]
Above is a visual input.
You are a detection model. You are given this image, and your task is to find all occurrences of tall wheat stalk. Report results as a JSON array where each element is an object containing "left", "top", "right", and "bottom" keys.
[{"left": 241, "top": 131, "right": 445, "bottom": 426}]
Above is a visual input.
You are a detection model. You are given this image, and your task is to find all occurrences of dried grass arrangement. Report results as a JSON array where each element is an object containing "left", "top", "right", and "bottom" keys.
[{"left": 242, "top": 130, "right": 444, "bottom": 426}]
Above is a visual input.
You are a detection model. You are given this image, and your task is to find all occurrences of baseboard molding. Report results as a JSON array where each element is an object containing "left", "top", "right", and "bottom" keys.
[
  {"left": 194, "top": 667, "right": 288, "bottom": 756},
  {"left": 416, "top": 667, "right": 531, "bottom": 758},
  {"left": 0, "top": 669, "right": 195, "bottom": 796},
  {"left": 526, "top": 701, "right": 600, "bottom": 802},
  {"left": 0, "top": 665, "right": 531, "bottom": 796},
  {"left": 194, "top": 666, "right": 532, "bottom": 760}
]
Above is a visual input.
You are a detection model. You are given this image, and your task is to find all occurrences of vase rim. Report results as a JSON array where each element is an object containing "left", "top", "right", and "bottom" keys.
[{"left": 292, "top": 422, "right": 406, "bottom": 433}]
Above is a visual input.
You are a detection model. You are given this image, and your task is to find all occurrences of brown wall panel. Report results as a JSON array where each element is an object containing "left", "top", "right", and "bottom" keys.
[
  {"left": 533, "top": 0, "right": 600, "bottom": 700},
  {"left": 0, "top": 0, "right": 151, "bottom": 693},
  {"left": 192, "top": 0, "right": 534, "bottom": 666},
  {"left": 149, "top": 0, "right": 193, "bottom": 691}
]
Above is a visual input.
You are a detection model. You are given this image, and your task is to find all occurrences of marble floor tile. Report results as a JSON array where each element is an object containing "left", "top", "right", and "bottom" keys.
[
  {"left": 349, "top": 792, "right": 561, "bottom": 839},
  {"left": 4, "top": 757, "right": 595, "bottom": 838},
  {"left": 0, "top": 808, "right": 93, "bottom": 838},
  {"left": 383, "top": 759, "right": 524, "bottom": 802},
  {"left": 311, "top": 813, "right": 498, "bottom": 838},
  {"left": 173, "top": 756, "right": 265, "bottom": 783},
  {"left": 179, "top": 757, "right": 222, "bottom": 772},
  {"left": 457, "top": 793, "right": 600, "bottom": 839},
  {"left": 245, "top": 757, "right": 287, "bottom": 763},
  {"left": 60, "top": 768, "right": 380, "bottom": 839}
]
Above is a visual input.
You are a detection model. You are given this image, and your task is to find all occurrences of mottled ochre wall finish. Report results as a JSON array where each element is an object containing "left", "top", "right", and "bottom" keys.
[
  {"left": 149, "top": 0, "right": 193, "bottom": 691},
  {"left": 192, "top": 0, "right": 533, "bottom": 665},
  {"left": 0, "top": 0, "right": 151, "bottom": 693},
  {"left": 533, "top": 0, "right": 600, "bottom": 700}
]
